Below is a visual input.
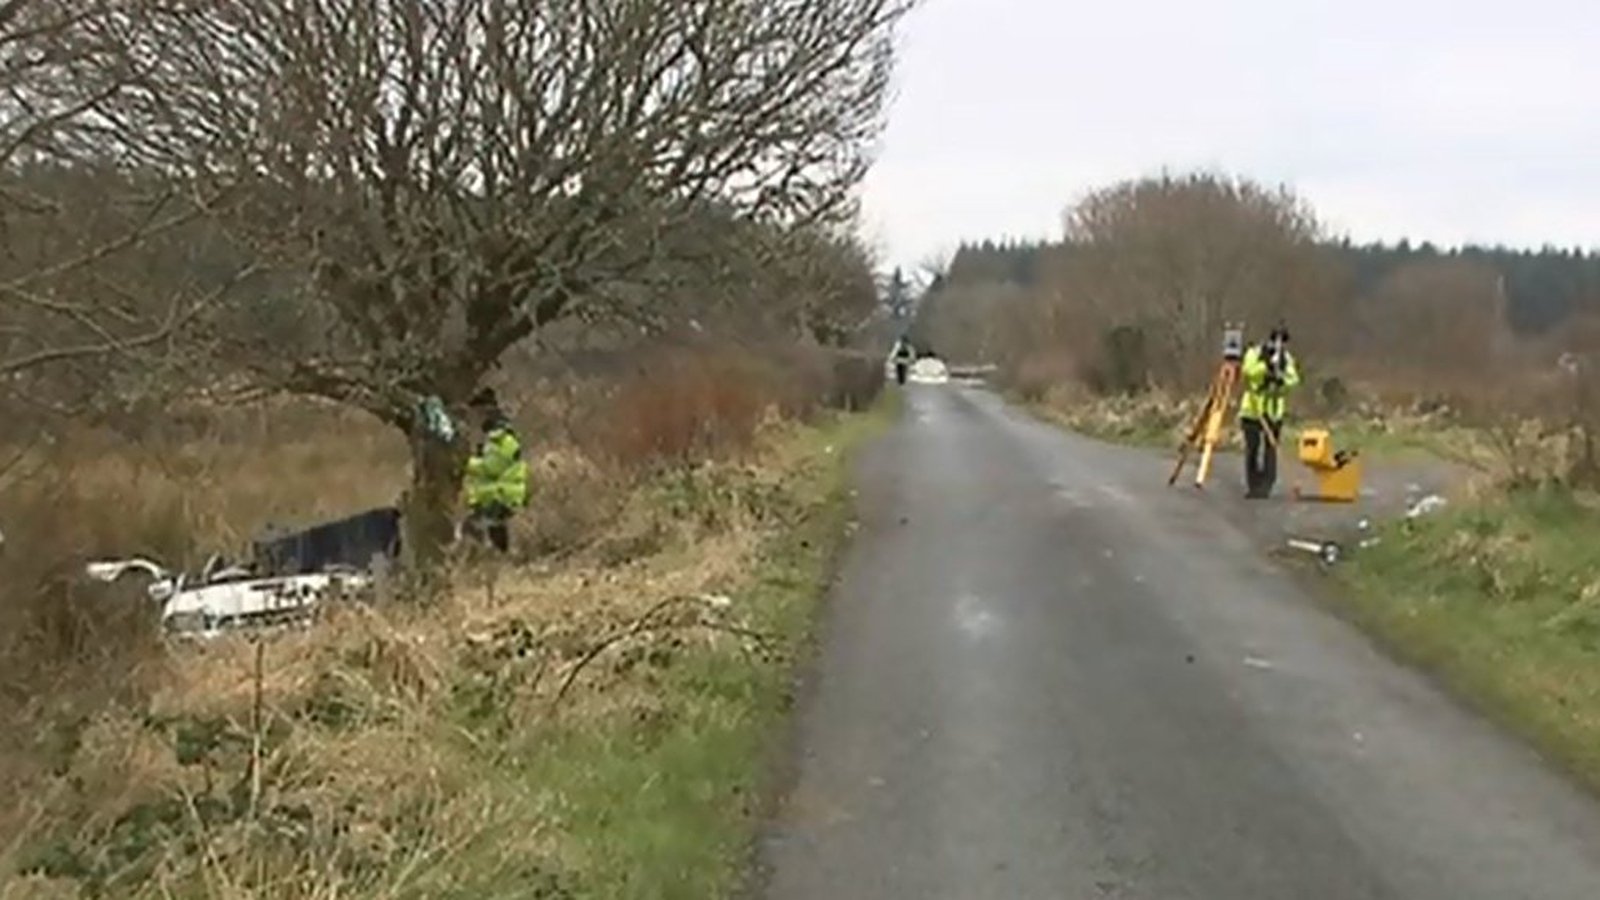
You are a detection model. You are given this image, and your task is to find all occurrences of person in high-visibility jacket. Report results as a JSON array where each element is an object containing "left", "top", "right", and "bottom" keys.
[
  {"left": 892, "top": 338, "right": 916, "bottom": 385},
  {"left": 1239, "top": 326, "right": 1301, "bottom": 499},
  {"left": 462, "top": 388, "right": 530, "bottom": 552}
]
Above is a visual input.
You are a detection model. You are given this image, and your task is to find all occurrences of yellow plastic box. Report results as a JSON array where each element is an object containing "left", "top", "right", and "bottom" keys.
[{"left": 1293, "top": 427, "right": 1362, "bottom": 503}]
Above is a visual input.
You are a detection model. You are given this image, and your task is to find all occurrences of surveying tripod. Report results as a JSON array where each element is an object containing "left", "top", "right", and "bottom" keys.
[{"left": 1168, "top": 324, "right": 1246, "bottom": 489}]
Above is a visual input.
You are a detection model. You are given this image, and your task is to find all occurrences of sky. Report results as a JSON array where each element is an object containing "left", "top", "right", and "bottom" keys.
[{"left": 857, "top": 0, "right": 1600, "bottom": 271}]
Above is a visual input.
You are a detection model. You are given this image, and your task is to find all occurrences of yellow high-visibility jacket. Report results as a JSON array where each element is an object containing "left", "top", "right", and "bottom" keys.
[
  {"left": 463, "top": 425, "right": 530, "bottom": 511},
  {"left": 1239, "top": 345, "right": 1300, "bottom": 422}
]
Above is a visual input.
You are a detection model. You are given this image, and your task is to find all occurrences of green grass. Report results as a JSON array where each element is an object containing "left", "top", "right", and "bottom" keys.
[
  {"left": 1341, "top": 487, "right": 1600, "bottom": 792},
  {"left": 509, "top": 406, "right": 890, "bottom": 899}
]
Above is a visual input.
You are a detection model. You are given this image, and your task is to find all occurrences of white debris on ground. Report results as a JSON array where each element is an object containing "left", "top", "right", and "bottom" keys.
[
  {"left": 1356, "top": 518, "right": 1381, "bottom": 549},
  {"left": 1251, "top": 456, "right": 1470, "bottom": 569},
  {"left": 1406, "top": 494, "right": 1449, "bottom": 519},
  {"left": 698, "top": 593, "right": 734, "bottom": 610}
]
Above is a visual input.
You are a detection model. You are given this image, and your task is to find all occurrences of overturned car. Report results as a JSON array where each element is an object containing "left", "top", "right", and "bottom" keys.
[{"left": 85, "top": 507, "right": 401, "bottom": 638}]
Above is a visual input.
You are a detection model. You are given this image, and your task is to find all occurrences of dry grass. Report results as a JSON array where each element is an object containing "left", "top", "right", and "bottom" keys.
[
  {"left": 0, "top": 403, "right": 410, "bottom": 880},
  {"left": 1020, "top": 374, "right": 1579, "bottom": 485},
  {"left": 0, "top": 345, "right": 884, "bottom": 898},
  {"left": 0, "top": 527, "right": 762, "bottom": 895},
  {"left": 1028, "top": 383, "right": 1200, "bottom": 447}
]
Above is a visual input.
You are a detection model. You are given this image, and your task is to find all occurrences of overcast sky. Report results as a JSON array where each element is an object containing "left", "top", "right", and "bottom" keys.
[{"left": 858, "top": 0, "right": 1600, "bottom": 270}]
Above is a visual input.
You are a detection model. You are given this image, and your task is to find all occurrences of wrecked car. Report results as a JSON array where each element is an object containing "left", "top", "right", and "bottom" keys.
[{"left": 85, "top": 506, "right": 400, "bottom": 638}]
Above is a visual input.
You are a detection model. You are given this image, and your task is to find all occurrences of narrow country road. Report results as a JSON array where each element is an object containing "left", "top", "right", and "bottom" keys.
[{"left": 758, "top": 385, "right": 1600, "bottom": 900}]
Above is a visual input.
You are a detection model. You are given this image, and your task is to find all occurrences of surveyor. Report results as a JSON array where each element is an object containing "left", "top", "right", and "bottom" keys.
[
  {"left": 462, "top": 388, "right": 530, "bottom": 552},
  {"left": 1239, "top": 325, "right": 1301, "bottom": 499}
]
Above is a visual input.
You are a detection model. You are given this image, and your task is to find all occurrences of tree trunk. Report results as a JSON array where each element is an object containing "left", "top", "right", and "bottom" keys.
[{"left": 403, "top": 427, "right": 468, "bottom": 576}]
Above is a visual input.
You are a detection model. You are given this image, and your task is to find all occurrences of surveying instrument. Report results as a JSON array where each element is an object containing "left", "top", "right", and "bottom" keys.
[{"left": 1168, "top": 323, "right": 1245, "bottom": 489}]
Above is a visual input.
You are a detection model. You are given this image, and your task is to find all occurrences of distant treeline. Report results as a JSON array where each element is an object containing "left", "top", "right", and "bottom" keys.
[{"left": 928, "top": 238, "right": 1600, "bottom": 335}]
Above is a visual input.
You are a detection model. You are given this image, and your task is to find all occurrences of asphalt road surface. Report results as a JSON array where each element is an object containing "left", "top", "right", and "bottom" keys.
[{"left": 758, "top": 385, "right": 1600, "bottom": 900}]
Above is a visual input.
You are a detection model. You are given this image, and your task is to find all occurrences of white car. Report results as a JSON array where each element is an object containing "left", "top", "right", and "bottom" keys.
[{"left": 86, "top": 555, "right": 373, "bottom": 638}]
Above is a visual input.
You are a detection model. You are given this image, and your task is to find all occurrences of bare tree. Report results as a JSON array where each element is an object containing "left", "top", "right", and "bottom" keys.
[
  {"left": 759, "top": 226, "right": 880, "bottom": 345},
  {"left": 1, "top": 2, "right": 135, "bottom": 387},
  {"left": 914, "top": 280, "right": 1026, "bottom": 365},
  {"left": 615, "top": 209, "right": 880, "bottom": 346},
  {"left": 1358, "top": 258, "right": 1507, "bottom": 390},
  {"left": 0, "top": 1, "right": 255, "bottom": 420},
  {"left": 1059, "top": 172, "right": 1340, "bottom": 388},
  {"left": 71, "top": 0, "right": 914, "bottom": 564}
]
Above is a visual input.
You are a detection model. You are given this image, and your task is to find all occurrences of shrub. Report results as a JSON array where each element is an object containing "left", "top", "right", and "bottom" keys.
[
  {"left": 821, "top": 349, "right": 884, "bottom": 412},
  {"left": 1005, "top": 352, "right": 1079, "bottom": 403},
  {"left": 1083, "top": 325, "right": 1150, "bottom": 396},
  {"left": 580, "top": 347, "right": 780, "bottom": 469},
  {"left": 578, "top": 342, "right": 880, "bottom": 470}
]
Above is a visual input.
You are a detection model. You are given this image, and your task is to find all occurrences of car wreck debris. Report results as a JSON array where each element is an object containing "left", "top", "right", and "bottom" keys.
[
  {"left": 1286, "top": 537, "right": 1342, "bottom": 566},
  {"left": 253, "top": 507, "right": 400, "bottom": 576},
  {"left": 85, "top": 507, "right": 398, "bottom": 638}
]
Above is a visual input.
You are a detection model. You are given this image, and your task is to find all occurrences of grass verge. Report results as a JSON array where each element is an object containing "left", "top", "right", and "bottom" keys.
[
  {"left": 1022, "top": 387, "right": 1485, "bottom": 470},
  {"left": 1340, "top": 487, "right": 1600, "bottom": 793},
  {"left": 1021, "top": 390, "right": 1188, "bottom": 449},
  {"left": 0, "top": 404, "right": 891, "bottom": 900},
  {"left": 516, "top": 407, "right": 890, "bottom": 899}
]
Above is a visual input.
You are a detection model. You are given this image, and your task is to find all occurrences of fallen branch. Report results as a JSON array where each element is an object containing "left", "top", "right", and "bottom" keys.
[
  {"left": 549, "top": 597, "right": 693, "bottom": 707},
  {"left": 547, "top": 595, "right": 774, "bottom": 709}
]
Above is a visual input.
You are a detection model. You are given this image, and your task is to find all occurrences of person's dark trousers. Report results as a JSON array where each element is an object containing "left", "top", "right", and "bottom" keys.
[
  {"left": 895, "top": 362, "right": 908, "bottom": 385},
  {"left": 486, "top": 518, "right": 509, "bottom": 554},
  {"left": 467, "top": 504, "right": 511, "bottom": 553},
  {"left": 1241, "top": 416, "right": 1283, "bottom": 498}
]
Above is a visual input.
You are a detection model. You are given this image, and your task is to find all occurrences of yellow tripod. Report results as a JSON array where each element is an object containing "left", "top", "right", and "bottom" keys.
[{"left": 1168, "top": 324, "right": 1245, "bottom": 489}]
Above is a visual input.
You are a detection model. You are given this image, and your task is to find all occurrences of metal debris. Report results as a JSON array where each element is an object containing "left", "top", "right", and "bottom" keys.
[
  {"left": 1286, "top": 537, "right": 1342, "bottom": 566},
  {"left": 84, "top": 507, "right": 397, "bottom": 639},
  {"left": 86, "top": 555, "right": 372, "bottom": 638},
  {"left": 1406, "top": 494, "right": 1449, "bottom": 519}
]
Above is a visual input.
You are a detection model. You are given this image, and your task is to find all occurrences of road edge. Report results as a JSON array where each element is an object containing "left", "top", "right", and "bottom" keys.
[{"left": 731, "top": 393, "right": 901, "bottom": 899}]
